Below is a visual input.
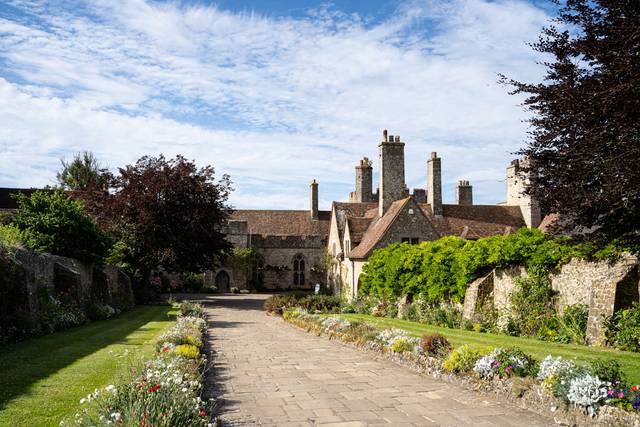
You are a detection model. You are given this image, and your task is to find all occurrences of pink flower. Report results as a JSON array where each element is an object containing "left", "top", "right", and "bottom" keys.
[
  {"left": 608, "top": 389, "right": 615, "bottom": 396},
  {"left": 618, "top": 392, "right": 625, "bottom": 398}
]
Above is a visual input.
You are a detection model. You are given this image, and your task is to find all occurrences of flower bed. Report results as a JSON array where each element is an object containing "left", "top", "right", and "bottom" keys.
[
  {"left": 282, "top": 308, "right": 640, "bottom": 426},
  {"left": 65, "top": 301, "right": 214, "bottom": 427}
]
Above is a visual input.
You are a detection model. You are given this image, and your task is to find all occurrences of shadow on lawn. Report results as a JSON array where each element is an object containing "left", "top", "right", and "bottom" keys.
[{"left": 0, "top": 305, "right": 175, "bottom": 410}]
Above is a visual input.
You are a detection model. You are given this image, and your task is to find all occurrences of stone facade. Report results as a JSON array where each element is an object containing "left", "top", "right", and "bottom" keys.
[
  {"left": 462, "top": 254, "right": 640, "bottom": 345},
  {"left": 211, "top": 129, "right": 541, "bottom": 294},
  {"left": 506, "top": 159, "right": 541, "bottom": 228}
]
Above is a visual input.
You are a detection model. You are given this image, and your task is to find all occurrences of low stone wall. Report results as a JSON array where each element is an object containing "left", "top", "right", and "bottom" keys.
[{"left": 462, "top": 253, "right": 640, "bottom": 344}]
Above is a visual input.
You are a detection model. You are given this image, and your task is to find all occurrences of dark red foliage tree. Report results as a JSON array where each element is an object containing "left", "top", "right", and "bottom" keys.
[
  {"left": 502, "top": 0, "right": 640, "bottom": 245},
  {"left": 105, "top": 155, "right": 233, "bottom": 294}
]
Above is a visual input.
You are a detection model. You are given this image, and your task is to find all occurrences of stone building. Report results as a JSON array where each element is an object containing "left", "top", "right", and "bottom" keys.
[
  {"left": 213, "top": 129, "right": 540, "bottom": 296},
  {"left": 0, "top": 131, "right": 540, "bottom": 295}
]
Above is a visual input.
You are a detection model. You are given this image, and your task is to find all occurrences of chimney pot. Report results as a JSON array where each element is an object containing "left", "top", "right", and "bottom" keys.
[{"left": 383, "top": 129, "right": 388, "bottom": 142}]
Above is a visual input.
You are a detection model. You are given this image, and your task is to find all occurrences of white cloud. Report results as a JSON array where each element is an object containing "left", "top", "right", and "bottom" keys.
[{"left": 0, "top": 0, "right": 550, "bottom": 208}]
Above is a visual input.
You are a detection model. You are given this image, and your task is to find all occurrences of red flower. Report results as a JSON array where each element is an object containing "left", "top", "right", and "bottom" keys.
[
  {"left": 632, "top": 385, "right": 638, "bottom": 392},
  {"left": 200, "top": 410, "right": 207, "bottom": 417},
  {"left": 147, "top": 384, "right": 161, "bottom": 393},
  {"left": 162, "top": 347, "right": 170, "bottom": 353}
]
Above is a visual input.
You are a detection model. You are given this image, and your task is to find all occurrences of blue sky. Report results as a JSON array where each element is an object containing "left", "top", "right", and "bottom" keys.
[{"left": 0, "top": 0, "right": 555, "bottom": 209}]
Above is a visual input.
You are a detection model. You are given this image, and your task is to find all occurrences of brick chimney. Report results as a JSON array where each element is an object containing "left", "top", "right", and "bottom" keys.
[
  {"left": 378, "top": 130, "right": 406, "bottom": 217},
  {"left": 310, "top": 179, "right": 319, "bottom": 220},
  {"left": 455, "top": 180, "right": 473, "bottom": 205},
  {"left": 427, "top": 152, "right": 442, "bottom": 216}
]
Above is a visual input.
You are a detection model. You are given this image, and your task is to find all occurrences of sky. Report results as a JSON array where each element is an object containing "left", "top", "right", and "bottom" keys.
[{"left": 0, "top": 0, "right": 556, "bottom": 209}]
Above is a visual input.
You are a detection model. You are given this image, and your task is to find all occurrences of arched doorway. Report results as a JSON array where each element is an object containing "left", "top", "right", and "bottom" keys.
[
  {"left": 293, "top": 254, "right": 305, "bottom": 287},
  {"left": 215, "top": 270, "right": 230, "bottom": 292}
]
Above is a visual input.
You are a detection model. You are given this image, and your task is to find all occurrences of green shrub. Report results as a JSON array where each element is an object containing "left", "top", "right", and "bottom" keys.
[
  {"left": 86, "top": 301, "right": 116, "bottom": 321},
  {"left": 443, "top": 345, "right": 488, "bottom": 373},
  {"left": 230, "top": 286, "right": 239, "bottom": 294},
  {"left": 418, "top": 333, "right": 452, "bottom": 357},
  {"left": 263, "top": 293, "right": 308, "bottom": 314},
  {"left": 509, "top": 274, "right": 557, "bottom": 337},
  {"left": 606, "top": 303, "right": 640, "bottom": 352},
  {"left": 495, "top": 347, "right": 538, "bottom": 378},
  {"left": 589, "top": 359, "right": 625, "bottom": 385},
  {"left": 555, "top": 304, "right": 588, "bottom": 345},
  {"left": 264, "top": 293, "right": 341, "bottom": 314},
  {"left": 0, "top": 224, "right": 25, "bottom": 248},
  {"left": 178, "top": 301, "right": 205, "bottom": 318},
  {"left": 10, "top": 190, "right": 109, "bottom": 263},
  {"left": 390, "top": 337, "right": 416, "bottom": 353}
]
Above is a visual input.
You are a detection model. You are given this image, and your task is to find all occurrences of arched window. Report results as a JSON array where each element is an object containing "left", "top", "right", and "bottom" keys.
[{"left": 293, "top": 254, "right": 305, "bottom": 286}]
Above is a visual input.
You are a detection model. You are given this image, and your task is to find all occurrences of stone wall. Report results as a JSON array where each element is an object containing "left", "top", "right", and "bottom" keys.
[
  {"left": 13, "top": 249, "right": 134, "bottom": 311},
  {"left": 462, "top": 254, "right": 640, "bottom": 345}
]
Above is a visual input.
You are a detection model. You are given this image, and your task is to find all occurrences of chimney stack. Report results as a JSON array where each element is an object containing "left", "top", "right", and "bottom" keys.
[
  {"left": 310, "top": 179, "right": 319, "bottom": 220},
  {"left": 456, "top": 180, "right": 473, "bottom": 205},
  {"left": 427, "top": 152, "right": 443, "bottom": 216},
  {"left": 378, "top": 130, "right": 406, "bottom": 216},
  {"left": 354, "top": 157, "right": 373, "bottom": 203}
]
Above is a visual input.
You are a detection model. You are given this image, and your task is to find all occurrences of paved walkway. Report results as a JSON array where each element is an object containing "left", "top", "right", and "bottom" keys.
[{"left": 203, "top": 294, "right": 554, "bottom": 426}]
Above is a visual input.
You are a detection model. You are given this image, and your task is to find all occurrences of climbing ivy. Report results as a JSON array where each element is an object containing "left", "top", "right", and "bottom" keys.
[{"left": 358, "top": 228, "right": 635, "bottom": 303}]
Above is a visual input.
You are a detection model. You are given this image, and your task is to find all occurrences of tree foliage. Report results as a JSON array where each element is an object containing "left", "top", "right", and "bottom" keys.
[
  {"left": 57, "top": 151, "right": 111, "bottom": 191},
  {"left": 10, "top": 190, "right": 108, "bottom": 262},
  {"left": 103, "top": 155, "right": 233, "bottom": 276},
  {"left": 502, "top": 1, "right": 640, "bottom": 244}
]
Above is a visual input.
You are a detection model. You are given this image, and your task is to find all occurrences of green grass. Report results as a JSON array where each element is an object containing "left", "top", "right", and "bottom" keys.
[
  {"left": 336, "top": 313, "right": 640, "bottom": 384},
  {"left": 0, "top": 305, "right": 176, "bottom": 427}
]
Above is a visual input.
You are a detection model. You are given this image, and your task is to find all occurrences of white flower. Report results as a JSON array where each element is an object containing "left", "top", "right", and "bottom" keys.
[
  {"left": 105, "top": 384, "right": 116, "bottom": 393},
  {"left": 79, "top": 398, "right": 86, "bottom": 404}
]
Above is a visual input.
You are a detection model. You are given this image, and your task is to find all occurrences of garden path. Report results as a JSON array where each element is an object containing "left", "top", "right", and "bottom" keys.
[{"left": 202, "top": 294, "right": 554, "bottom": 426}]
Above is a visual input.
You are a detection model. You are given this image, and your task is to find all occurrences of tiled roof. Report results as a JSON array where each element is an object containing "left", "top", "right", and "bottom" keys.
[
  {"left": 348, "top": 201, "right": 526, "bottom": 259},
  {"left": 332, "top": 202, "right": 377, "bottom": 241},
  {"left": 229, "top": 210, "right": 331, "bottom": 237},
  {"left": 422, "top": 204, "right": 526, "bottom": 240},
  {"left": 348, "top": 198, "right": 410, "bottom": 259},
  {"left": 346, "top": 217, "right": 375, "bottom": 244}
]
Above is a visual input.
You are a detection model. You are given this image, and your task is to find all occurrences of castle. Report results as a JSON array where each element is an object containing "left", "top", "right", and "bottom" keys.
[{"left": 214, "top": 130, "right": 541, "bottom": 299}]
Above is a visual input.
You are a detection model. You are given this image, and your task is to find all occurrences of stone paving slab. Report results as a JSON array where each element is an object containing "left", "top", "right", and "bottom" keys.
[{"left": 203, "top": 294, "right": 554, "bottom": 426}]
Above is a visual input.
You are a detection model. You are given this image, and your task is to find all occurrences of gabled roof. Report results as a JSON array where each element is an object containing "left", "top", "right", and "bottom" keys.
[
  {"left": 346, "top": 217, "right": 375, "bottom": 244},
  {"left": 347, "top": 198, "right": 412, "bottom": 259},
  {"left": 229, "top": 210, "right": 331, "bottom": 237},
  {"left": 332, "top": 202, "right": 377, "bottom": 242},
  {"left": 346, "top": 200, "right": 527, "bottom": 259}
]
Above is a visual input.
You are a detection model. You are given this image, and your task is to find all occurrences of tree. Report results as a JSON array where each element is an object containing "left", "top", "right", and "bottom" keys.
[
  {"left": 57, "top": 151, "right": 111, "bottom": 191},
  {"left": 502, "top": 1, "right": 640, "bottom": 245},
  {"left": 11, "top": 190, "right": 109, "bottom": 262},
  {"left": 104, "top": 155, "right": 233, "bottom": 295}
]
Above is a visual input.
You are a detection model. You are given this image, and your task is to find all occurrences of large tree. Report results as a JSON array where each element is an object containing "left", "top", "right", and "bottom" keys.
[
  {"left": 503, "top": 0, "right": 640, "bottom": 244},
  {"left": 105, "top": 155, "right": 233, "bottom": 287},
  {"left": 57, "top": 151, "right": 111, "bottom": 191}
]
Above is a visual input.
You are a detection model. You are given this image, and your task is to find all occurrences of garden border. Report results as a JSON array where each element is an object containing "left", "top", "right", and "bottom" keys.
[{"left": 281, "top": 313, "right": 640, "bottom": 427}]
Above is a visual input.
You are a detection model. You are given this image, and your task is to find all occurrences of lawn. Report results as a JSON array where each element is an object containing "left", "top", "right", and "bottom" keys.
[
  {"left": 0, "top": 305, "right": 176, "bottom": 427},
  {"left": 337, "top": 313, "right": 640, "bottom": 384}
]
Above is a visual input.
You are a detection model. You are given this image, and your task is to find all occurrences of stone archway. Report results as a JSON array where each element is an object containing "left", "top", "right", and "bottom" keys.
[{"left": 215, "top": 270, "right": 231, "bottom": 292}]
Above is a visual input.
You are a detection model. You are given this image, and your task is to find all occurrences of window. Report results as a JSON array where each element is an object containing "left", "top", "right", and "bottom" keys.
[
  {"left": 293, "top": 254, "right": 305, "bottom": 286},
  {"left": 401, "top": 237, "right": 420, "bottom": 245}
]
